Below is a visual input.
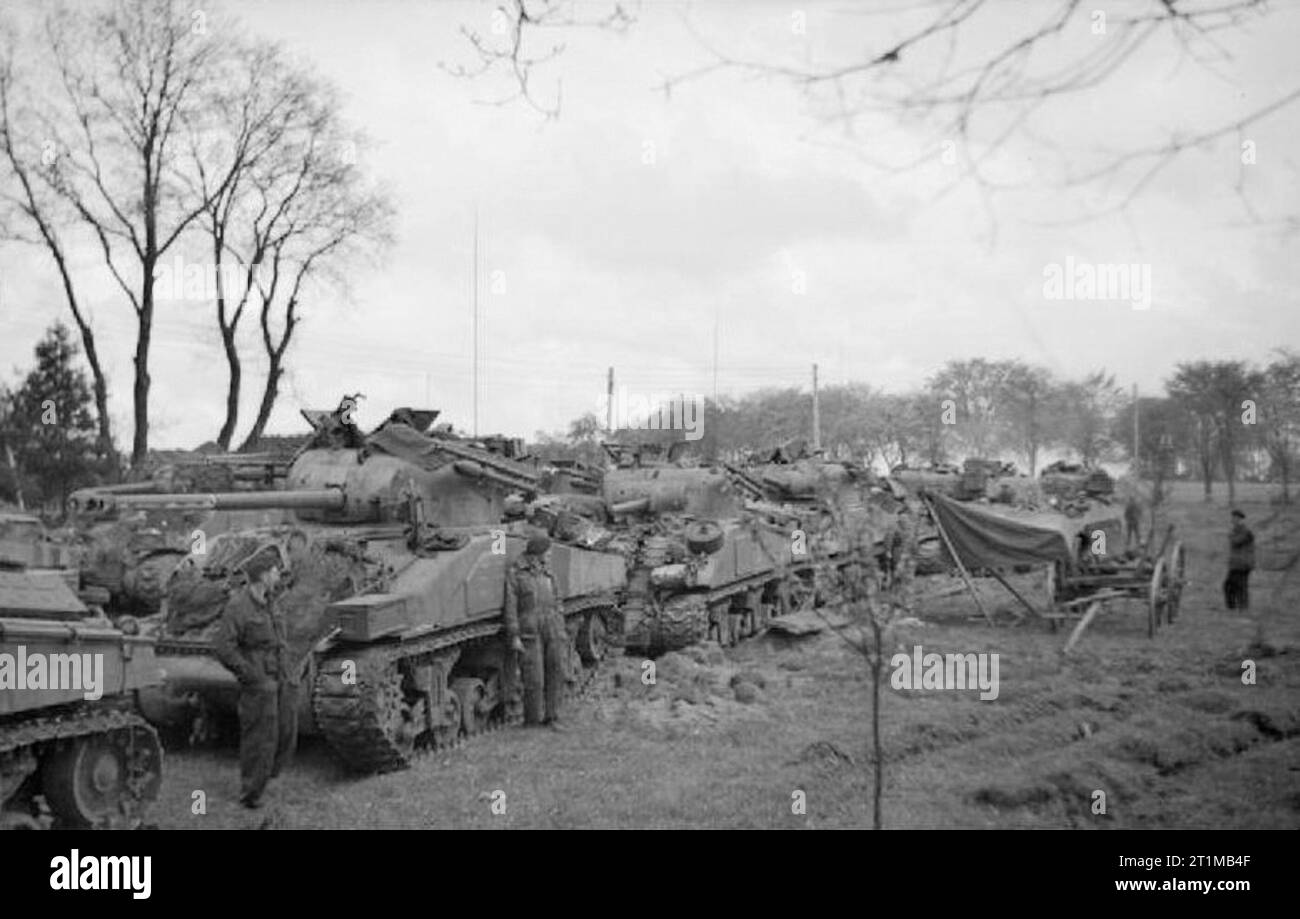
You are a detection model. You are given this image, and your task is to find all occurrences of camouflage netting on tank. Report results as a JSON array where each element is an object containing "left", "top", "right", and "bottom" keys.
[{"left": 165, "top": 531, "right": 369, "bottom": 660}]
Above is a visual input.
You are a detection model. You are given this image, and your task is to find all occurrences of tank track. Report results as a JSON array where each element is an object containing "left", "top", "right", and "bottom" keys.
[
  {"left": 1, "top": 704, "right": 162, "bottom": 827},
  {"left": 312, "top": 607, "right": 612, "bottom": 774},
  {"left": 0, "top": 704, "right": 150, "bottom": 756}
]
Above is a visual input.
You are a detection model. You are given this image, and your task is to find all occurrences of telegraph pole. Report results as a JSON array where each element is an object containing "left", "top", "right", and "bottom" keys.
[
  {"left": 606, "top": 366, "right": 614, "bottom": 434},
  {"left": 811, "top": 362, "right": 821, "bottom": 453},
  {"left": 472, "top": 205, "right": 479, "bottom": 437},
  {"left": 712, "top": 315, "right": 719, "bottom": 405}
]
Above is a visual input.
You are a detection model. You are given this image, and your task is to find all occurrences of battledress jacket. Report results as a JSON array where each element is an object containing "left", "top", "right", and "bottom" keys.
[
  {"left": 213, "top": 588, "right": 295, "bottom": 686},
  {"left": 503, "top": 559, "right": 559, "bottom": 643}
]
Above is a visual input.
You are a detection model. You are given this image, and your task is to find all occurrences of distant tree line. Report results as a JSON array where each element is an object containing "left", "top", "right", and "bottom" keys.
[{"left": 536, "top": 355, "right": 1300, "bottom": 504}]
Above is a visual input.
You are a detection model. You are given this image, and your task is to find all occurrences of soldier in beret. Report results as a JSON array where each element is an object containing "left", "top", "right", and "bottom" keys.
[
  {"left": 503, "top": 534, "right": 568, "bottom": 728},
  {"left": 213, "top": 546, "right": 298, "bottom": 808}
]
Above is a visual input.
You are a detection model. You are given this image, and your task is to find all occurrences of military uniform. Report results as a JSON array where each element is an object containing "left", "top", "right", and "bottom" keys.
[
  {"left": 213, "top": 584, "right": 299, "bottom": 805},
  {"left": 1124, "top": 497, "right": 1143, "bottom": 551},
  {"left": 1224, "top": 516, "right": 1256, "bottom": 611},
  {"left": 503, "top": 551, "right": 567, "bottom": 725},
  {"left": 888, "top": 509, "right": 918, "bottom": 615}
]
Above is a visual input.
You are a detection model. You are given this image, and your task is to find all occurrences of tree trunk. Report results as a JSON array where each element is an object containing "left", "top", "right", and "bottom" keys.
[
  {"left": 131, "top": 295, "right": 152, "bottom": 469},
  {"left": 239, "top": 360, "right": 283, "bottom": 451},
  {"left": 871, "top": 625, "right": 883, "bottom": 831},
  {"left": 216, "top": 324, "right": 241, "bottom": 450},
  {"left": 52, "top": 255, "right": 114, "bottom": 467},
  {"left": 4, "top": 443, "right": 24, "bottom": 511}
]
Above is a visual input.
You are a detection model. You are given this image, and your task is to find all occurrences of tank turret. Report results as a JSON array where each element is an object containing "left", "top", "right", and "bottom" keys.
[{"left": 118, "top": 397, "right": 622, "bottom": 775}]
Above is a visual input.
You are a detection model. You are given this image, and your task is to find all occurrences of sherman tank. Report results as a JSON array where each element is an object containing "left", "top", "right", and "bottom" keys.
[
  {"left": 70, "top": 400, "right": 625, "bottom": 774},
  {"left": 0, "top": 568, "right": 164, "bottom": 829},
  {"left": 595, "top": 441, "right": 888, "bottom": 655},
  {"left": 71, "top": 453, "right": 294, "bottom": 618}
]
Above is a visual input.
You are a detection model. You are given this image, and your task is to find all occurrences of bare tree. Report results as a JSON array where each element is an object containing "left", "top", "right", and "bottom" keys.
[
  {"left": 1168, "top": 360, "right": 1262, "bottom": 505},
  {"left": 1058, "top": 370, "right": 1124, "bottom": 466},
  {"left": 26, "top": 0, "right": 239, "bottom": 466},
  {"left": 476, "top": 2, "right": 1296, "bottom": 233},
  {"left": 236, "top": 113, "right": 393, "bottom": 450},
  {"left": 182, "top": 41, "right": 362, "bottom": 450},
  {"left": 444, "top": 0, "right": 634, "bottom": 120},
  {"left": 0, "top": 25, "right": 114, "bottom": 463},
  {"left": 1257, "top": 350, "right": 1300, "bottom": 502},
  {"left": 928, "top": 358, "right": 1008, "bottom": 459},
  {"left": 998, "top": 361, "right": 1058, "bottom": 475}
]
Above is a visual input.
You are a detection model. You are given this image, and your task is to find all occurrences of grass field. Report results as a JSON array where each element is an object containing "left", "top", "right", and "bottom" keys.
[{"left": 151, "top": 483, "right": 1300, "bottom": 829}]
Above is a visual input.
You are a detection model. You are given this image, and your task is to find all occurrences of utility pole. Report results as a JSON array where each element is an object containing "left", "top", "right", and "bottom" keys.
[
  {"left": 811, "top": 362, "right": 821, "bottom": 454},
  {"left": 712, "top": 314, "right": 719, "bottom": 405},
  {"left": 606, "top": 367, "right": 614, "bottom": 435},
  {"left": 472, "top": 205, "right": 479, "bottom": 437}
]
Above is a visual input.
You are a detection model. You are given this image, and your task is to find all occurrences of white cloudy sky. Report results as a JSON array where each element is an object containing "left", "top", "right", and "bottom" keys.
[{"left": 1, "top": 0, "right": 1297, "bottom": 447}]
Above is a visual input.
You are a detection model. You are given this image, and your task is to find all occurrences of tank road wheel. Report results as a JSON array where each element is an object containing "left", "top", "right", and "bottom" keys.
[
  {"left": 41, "top": 722, "right": 163, "bottom": 829},
  {"left": 576, "top": 611, "right": 609, "bottom": 666},
  {"left": 432, "top": 692, "right": 462, "bottom": 749},
  {"left": 1148, "top": 557, "right": 1168, "bottom": 639},
  {"left": 780, "top": 571, "right": 815, "bottom": 617},
  {"left": 0, "top": 811, "right": 41, "bottom": 830},
  {"left": 1167, "top": 542, "right": 1186, "bottom": 624},
  {"left": 708, "top": 600, "right": 731, "bottom": 646},
  {"left": 451, "top": 678, "right": 490, "bottom": 737}
]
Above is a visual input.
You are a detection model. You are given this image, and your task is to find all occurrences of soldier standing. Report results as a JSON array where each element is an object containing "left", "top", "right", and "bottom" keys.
[
  {"left": 1123, "top": 494, "right": 1143, "bottom": 552},
  {"left": 1224, "top": 509, "right": 1256, "bottom": 611},
  {"left": 213, "top": 547, "right": 299, "bottom": 808},
  {"left": 503, "top": 534, "right": 567, "bottom": 728}
]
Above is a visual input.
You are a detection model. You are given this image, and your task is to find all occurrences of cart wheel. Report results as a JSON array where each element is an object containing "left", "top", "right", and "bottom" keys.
[
  {"left": 1148, "top": 557, "right": 1167, "bottom": 638},
  {"left": 1166, "top": 542, "right": 1185, "bottom": 624}
]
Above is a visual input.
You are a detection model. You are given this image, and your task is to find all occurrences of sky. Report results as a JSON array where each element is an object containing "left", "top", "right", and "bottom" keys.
[{"left": 1, "top": 0, "right": 1297, "bottom": 448}]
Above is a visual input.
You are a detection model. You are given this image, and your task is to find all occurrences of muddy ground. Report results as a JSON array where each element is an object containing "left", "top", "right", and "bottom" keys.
[{"left": 151, "top": 483, "right": 1300, "bottom": 829}]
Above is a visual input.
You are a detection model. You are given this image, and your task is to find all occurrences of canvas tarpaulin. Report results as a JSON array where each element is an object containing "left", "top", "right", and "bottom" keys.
[{"left": 924, "top": 491, "right": 1123, "bottom": 573}]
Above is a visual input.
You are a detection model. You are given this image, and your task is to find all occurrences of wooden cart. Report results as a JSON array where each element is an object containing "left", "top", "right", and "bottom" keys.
[{"left": 1045, "top": 535, "right": 1187, "bottom": 641}]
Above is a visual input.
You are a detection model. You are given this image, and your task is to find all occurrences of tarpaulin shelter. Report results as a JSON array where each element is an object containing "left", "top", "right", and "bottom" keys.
[
  {"left": 919, "top": 490, "right": 1125, "bottom": 623},
  {"left": 924, "top": 492, "right": 1123, "bottom": 574}
]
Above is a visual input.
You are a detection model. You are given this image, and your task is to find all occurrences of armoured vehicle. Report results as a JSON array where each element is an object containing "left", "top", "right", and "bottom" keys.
[
  {"left": 1039, "top": 461, "right": 1115, "bottom": 501},
  {"left": 596, "top": 441, "right": 889, "bottom": 654},
  {"left": 0, "top": 568, "right": 163, "bottom": 829},
  {"left": 70, "top": 400, "right": 625, "bottom": 774},
  {"left": 70, "top": 452, "right": 294, "bottom": 617}
]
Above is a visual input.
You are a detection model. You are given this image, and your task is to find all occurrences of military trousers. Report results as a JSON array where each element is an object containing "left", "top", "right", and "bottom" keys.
[
  {"left": 237, "top": 679, "right": 299, "bottom": 803},
  {"left": 1223, "top": 568, "right": 1251, "bottom": 611},
  {"left": 519, "top": 616, "right": 568, "bottom": 725}
]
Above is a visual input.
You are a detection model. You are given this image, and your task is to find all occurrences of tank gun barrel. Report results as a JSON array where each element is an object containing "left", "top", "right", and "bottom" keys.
[
  {"left": 450, "top": 459, "right": 539, "bottom": 493},
  {"left": 609, "top": 497, "right": 650, "bottom": 517},
  {"left": 70, "top": 488, "right": 346, "bottom": 516},
  {"left": 435, "top": 440, "right": 539, "bottom": 492},
  {"left": 722, "top": 463, "right": 766, "bottom": 501}
]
